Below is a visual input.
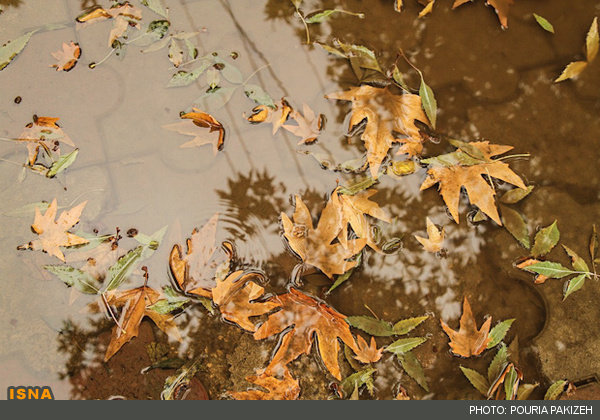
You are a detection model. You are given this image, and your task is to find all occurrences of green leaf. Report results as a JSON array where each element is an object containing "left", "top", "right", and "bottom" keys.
[
  {"left": 148, "top": 285, "right": 190, "bottom": 314},
  {"left": 517, "top": 383, "right": 539, "bottom": 400},
  {"left": 487, "top": 319, "right": 515, "bottom": 349},
  {"left": 168, "top": 61, "right": 211, "bottom": 87},
  {"left": 141, "top": 0, "right": 169, "bottom": 18},
  {"left": 0, "top": 30, "right": 37, "bottom": 71},
  {"left": 346, "top": 315, "right": 395, "bottom": 336},
  {"left": 563, "top": 273, "right": 587, "bottom": 300},
  {"left": 392, "top": 316, "right": 428, "bottom": 335},
  {"left": 504, "top": 365, "right": 518, "bottom": 400},
  {"left": 327, "top": 253, "right": 361, "bottom": 294},
  {"left": 135, "top": 225, "right": 168, "bottom": 260},
  {"left": 419, "top": 75, "right": 437, "bottom": 129},
  {"left": 397, "top": 351, "right": 428, "bottom": 391},
  {"left": 215, "top": 57, "right": 243, "bottom": 84},
  {"left": 243, "top": 84, "right": 275, "bottom": 108},
  {"left": 500, "top": 185, "right": 535, "bottom": 204},
  {"left": 334, "top": 41, "right": 383, "bottom": 73},
  {"left": 500, "top": 205, "right": 530, "bottom": 249},
  {"left": 103, "top": 246, "right": 144, "bottom": 292},
  {"left": 392, "top": 64, "right": 410, "bottom": 91},
  {"left": 533, "top": 14, "right": 555, "bottom": 34},
  {"left": 305, "top": 9, "right": 364, "bottom": 24},
  {"left": 338, "top": 177, "right": 376, "bottom": 195},
  {"left": 340, "top": 368, "right": 376, "bottom": 398},
  {"left": 196, "top": 296, "right": 215, "bottom": 314},
  {"left": 315, "top": 42, "right": 346, "bottom": 58},
  {"left": 147, "top": 20, "right": 170, "bottom": 40},
  {"left": 460, "top": 366, "right": 489, "bottom": 397},
  {"left": 521, "top": 261, "right": 574, "bottom": 279},
  {"left": 562, "top": 244, "right": 589, "bottom": 272},
  {"left": 195, "top": 86, "right": 236, "bottom": 110},
  {"left": 487, "top": 344, "right": 508, "bottom": 383},
  {"left": 46, "top": 149, "right": 79, "bottom": 178},
  {"left": 544, "top": 379, "right": 567, "bottom": 400},
  {"left": 385, "top": 337, "right": 427, "bottom": 354},
  {"left": 44, "top": 265, "right": 100, "bottom": 294},
  {"left": 531, "top": 220, "right": 559, "bottom": 257},
  {"left": 590, "top": 224, "right": 598, "bottom": 262}
]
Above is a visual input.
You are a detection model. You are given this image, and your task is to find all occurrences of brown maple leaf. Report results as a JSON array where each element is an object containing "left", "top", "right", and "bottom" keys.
[
  {"left": 414, "top": 217, "right": 444, "bottom": 253},
  {"left": 50, "top": 42, "right": 81, "bottom": 72},
  {"left": 326, "top": 86, "right": 428, "bottom": 178},
  {"left": 163, "top": 109, "right": 225, "bottom": 154},
  {"left": 453, "top": 0, "right": 513, "bottom": 29},
  {"left": 229, "top": 367, "right": 301, "bottom": 400},
  {"left": 281, "top": 192, "right": 367, "bottom": 278},
  {"left": 169, "top": 214, "right": 232, "bottom": 298},
  {"left": 440, "top": 296, "right": 491, "bottom": 357},
  {"left": 420, "top": 141, "right": 526, "bottom": 224},
  {"left": 18, "top": 199, "right": 88, "bottom": 261},
  {"left": 17, "top": 116, "right": 75, "bottom": 166},
  {"left": 254, "top": 288, "right": 359, "bottom": 380},
  {"left": 282, "top": 103, "right": 324, "bottom": 144},
  {"left": 104, "top": 285, "right": 180, "bottom": 361},
  {"left": 337, "top": 188, "right": 391, "bottom": 252},
  {"left": 246, "top": 98, "right": 292, "bottom": 135},
  {"left": 76, "top": 2, "right": 142, "bottom": 47},
  {"left": 354, "top": 336, "right": 383, "bottom": 364},
  {"left": 212, "top": 270, "right": 280, "bottom": 332}
]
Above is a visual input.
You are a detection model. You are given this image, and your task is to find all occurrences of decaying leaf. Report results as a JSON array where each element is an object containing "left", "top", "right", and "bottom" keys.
[
  {"left": 163, "top": 109, "right": 225, "bottom": 154},
  {"left": 353, "top": 336, "right": 383, "bottom": 364},
  {"left": 18, "top": 199, "right": 88, "bottom": 262},
  {"left": 282, "top": 103, "right": 325, "bottom": 144},
  {"left": 326, "top": 86, "right": 429, "bottom": 178},
  {"left": 246, "top": 98, "right": 292, "bottom": 134},
  {"left": 337, "top": 188, "right": 391, "bottom": 251},
  {"left": 414, "top": 217, "right": 444, "bottom": 253},
  {"left": 104, "top": 284, "right": 180, "bottom": 361},
  {"left": 441, "top": 297, "right": 491, "bottom": 357},
  {"left": 452, "top": 0, "right": 514, "bottom": 29},
  {"left": 281, "top": 192, "right": 367, "bottom": 278},
  {"left": 17, "top": 116, "right": 75, "bottom": 166},
  {"left": 169, "top": 214, "right": 232, "bottom": 298},
  {"left": 50, "top": 41, "right": 81, "bottom": 72},
  {"left": 212, "top": 270, "right": 280, "bottom": 332},
  {"left": 555, "top": 17, "right": 598, "bottom": 82},
  {"left": 230, "top": 368, "right": 300, "bottom": 400},
  {"left": 254, "top": 288, "right": 359, "bottom": 380},
  {"left": 76, "top": 2, "right": 143, "bottom": 47},
  {"left": 420, "top": 141, "right": 526, "bottom": 224}
]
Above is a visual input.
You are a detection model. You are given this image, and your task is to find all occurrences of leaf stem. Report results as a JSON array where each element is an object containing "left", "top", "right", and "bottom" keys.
[
  {"left": 242, "top": 63, "right": 271, "bottom": 85},
  {"left": 295, "top": 10, "right": 311, "bottom": 44},
  {"left": 101, "top": 292, "right": 125, "bottom": 334}
]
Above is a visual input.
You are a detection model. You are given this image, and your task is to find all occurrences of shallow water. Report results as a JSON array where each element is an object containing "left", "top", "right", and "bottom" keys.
[{"left": 1, "top": 0, "right": 599, "bottom": 400}]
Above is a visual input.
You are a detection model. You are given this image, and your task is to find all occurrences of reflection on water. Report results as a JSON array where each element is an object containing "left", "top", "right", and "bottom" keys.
[{"left": 0, "top": 0, "right": 597, "bottom": 400}]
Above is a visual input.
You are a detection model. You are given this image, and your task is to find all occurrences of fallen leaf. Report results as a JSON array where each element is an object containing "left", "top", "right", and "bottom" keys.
[
  {"left": 169, "top": 214, "right": 232, "bottom": 298},
  {"left": 533, "top": 13, "right": 554, "bottom": 34},
  {"left": 555, "top": 17, "right": 598, "bottom": 82},
  {"left": 530, "top": 220, "right": 559, "bottom": 257},
  {"left": 326, "top": 86, "right": 428, "bottom": 178},
  {"left": 414, "top": 217, "right": 444, "bottom": 252},
  {"left": 337, "top": 188, "right": 391, "bottom": 251},
  {"left": 420, "top": 141, "right": 526, "bottom": 224},
  {"left": 18, "top": 116, "right": 75, "bottom": 166},
  {"left": 453, "top": 0, "right": 513, "bottom": 29},
  {"left": 353, "top": 336, "right": 383, "bottom": 363},
  {"left": 282, "top": 103, "right": 324, "bottom": 144},
  {"left": 77, "top": 2, "right": 142, "bottom": 47},
  {"left": 281, "top": 192, "right": 367, "bottom": 278},
  {"left": 246, "top": 98, "right": 292, "bottom": 134},
  {"left": 50, "top": 41, "right": 81, "bottom": 71},
  {"left": 254, "top": 288, "right": 359, "bottom": 380},
  {"left": 18, "top": 199, "right": 88, "bottom": 261},
  {"left": 230, "top": 368, "right": 300, "bottom": 400},
  {"left": 418, "top": 1, "right": 435, "bottom": 19},
  {"left": 212, "top": 270, "right": 280, "bottom": 332},
  {"left": 441, "top": 297, "right": 491, "bottom": 357},
  {"left": 104, "top": 284, "right": 180, "bottom": 361},
  {"left": 163, "top": 109, "right": 225, "bottom": 154},
  {"left": 0, "top": 30, "right": 38, "bottom": 71}
]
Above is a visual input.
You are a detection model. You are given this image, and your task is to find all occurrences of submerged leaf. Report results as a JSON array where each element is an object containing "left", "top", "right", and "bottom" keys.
[{"left": 500, "top": 205, "right": 529, "bottom": 249}]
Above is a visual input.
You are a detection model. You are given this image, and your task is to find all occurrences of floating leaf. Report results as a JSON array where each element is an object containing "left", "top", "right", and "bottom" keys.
[
  {"left": 517, "top": 383, "right": 539, "bottom": 400},
  {"left": 305, "top": 9, "right": 364, "bottom": 24},
  {"left": 418, "top": 1, "right": 435, "bottom": 18},
  {"left": 562, "top": 245, "right": 589, "bottom": 273},
  {"left": 500, "top": 185, "right": 534, "bottom": 204},
  {"left": 148, "top": 286, "right": 190, "bottom": 314},
  {"left": 533, "top": 14, "right": 554, "bottom": 33},
  {"left": 419, "top": 75, "right": 437, "bottom": 129},
  {"left": 50, "top": 41, "right": 81, "bottom": 72},
  {"left": 103, "top": 245, "right": 144, "bottom": 292},
  {"left": 441, "top": 297, "right": 491, "bottom": 357},
  {"left": 0, "top": 30, "right": 37, "bottom": 71},
  {"left": 346, "top": 316, "right": 394, "bottom": 336},
  {"left": 563, "top": 274, "right": 587, "bottom": 300},
  {"left": 244, "top": 84, "right": 276, "bottom": 108},
  {"left": 141, "top": 0, "right": 168, "bottom": 18},
  {"left": 340, "top": 368, "right": 376, "bottom": 398},
  {"left": 47, "top": 149, "right": 79, "bottom": 178},
  {"left": 500, "top": 205, "right": 529, "bottom": 249},
  {"left": 460, "top": 366, "right": 489, "bottom": 396},
  {"left": 520, "top": 261, "right": 573, "bottom": 279},
  {"left": 531, "top": 220, "right": 559, "bottom": 257},
  {"left": 397, "top": 351, "right": 428, "bottom": 391},
  {"left": 392, "top": 316, "right": 428, "bottom": 335},
  {"left": 544, "top": 380, "right": 567, "bottom": 400},
  {"left": 487, "top": 319, "right": 515, "bottom": 349},
  {"left": 414, "top": 217, "right": 444, "bottom": 253},
  {"left": 385, "top": 337, "right": 427, "bottom": 354},
  {"left": 555, "top": 61, "right": 588, "bottom": 83},
  {"left": 586, "top": 17, "right": 599, "bottom": 62},
  {"left": 488, "top": 344, "right": 508, "bottom": 383},
  {"left": 167, "top": 62, "right": 211, "bottom": 87},
  {"left": 44, "top": 265, "right": 100, "bottom": 294}
]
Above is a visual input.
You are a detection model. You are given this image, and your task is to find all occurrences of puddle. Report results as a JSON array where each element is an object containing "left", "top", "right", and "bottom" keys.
[{"left": 1, "top": 0, "right": 599, "bottom": 400}]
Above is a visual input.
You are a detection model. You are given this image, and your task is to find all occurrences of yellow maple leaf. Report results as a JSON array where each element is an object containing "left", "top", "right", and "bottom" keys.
[{"left": 414, "top": 217, "right": 444, "bottom": 253}]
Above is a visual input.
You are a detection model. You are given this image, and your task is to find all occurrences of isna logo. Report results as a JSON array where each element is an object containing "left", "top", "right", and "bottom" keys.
[{"left": 7, "top": 386, "right": 54, "bottom": 400}]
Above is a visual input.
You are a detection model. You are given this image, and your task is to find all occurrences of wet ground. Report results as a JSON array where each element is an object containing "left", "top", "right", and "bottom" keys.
[{"left": 1, "top": 0, "right": 599, "bottom": 400}]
